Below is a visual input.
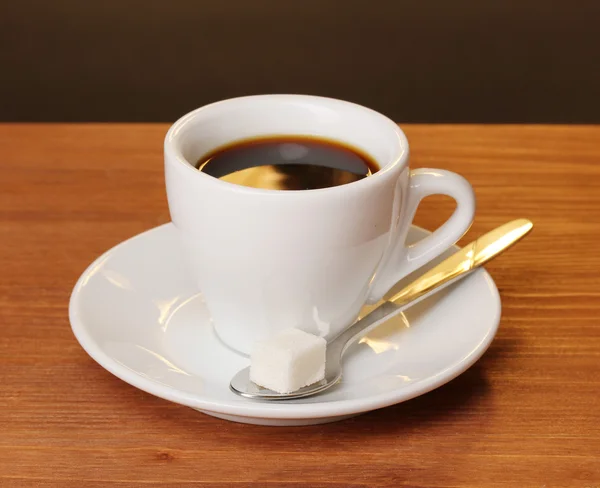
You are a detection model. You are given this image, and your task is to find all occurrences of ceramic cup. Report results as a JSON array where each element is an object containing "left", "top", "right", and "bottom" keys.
[{"left": 165, "top": 95, "right": 475, "bottom": 354}]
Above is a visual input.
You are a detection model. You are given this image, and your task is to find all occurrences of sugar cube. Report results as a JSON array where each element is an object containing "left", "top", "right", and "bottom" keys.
[{"left": 249, "top": 328, "right": 327, "bottom": 394}]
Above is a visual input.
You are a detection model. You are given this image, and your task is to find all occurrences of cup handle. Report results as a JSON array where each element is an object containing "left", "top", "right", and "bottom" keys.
[{"left": 367, "top": 168, "right": 476, "bottom": 303}]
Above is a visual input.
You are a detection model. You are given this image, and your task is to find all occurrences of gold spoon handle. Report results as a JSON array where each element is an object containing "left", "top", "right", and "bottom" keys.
[
  {"left": 389, "top": 218, "right": 533, "bottom": 306},
  {"left": 329, "top": 219, "right": 533, "bottom": 356}
]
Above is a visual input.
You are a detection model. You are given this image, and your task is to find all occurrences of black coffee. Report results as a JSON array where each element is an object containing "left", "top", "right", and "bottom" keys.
[{"left": 196, "top": 136, "right": 379, "bottom": 190}]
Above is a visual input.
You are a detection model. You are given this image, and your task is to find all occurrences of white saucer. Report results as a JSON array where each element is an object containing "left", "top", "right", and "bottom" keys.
[{"left": 69, "top": 223, "right": 501, "bottom": 426}]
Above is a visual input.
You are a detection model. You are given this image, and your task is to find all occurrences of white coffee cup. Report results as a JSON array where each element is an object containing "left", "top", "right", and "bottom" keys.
[{"left": 165, "top": 95, "right": 475, "bottom": 354}]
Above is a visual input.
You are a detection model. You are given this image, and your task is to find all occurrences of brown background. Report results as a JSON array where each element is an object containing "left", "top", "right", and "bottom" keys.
[{"left": 2, "top": 0, "right": 600, "bottom": 123}]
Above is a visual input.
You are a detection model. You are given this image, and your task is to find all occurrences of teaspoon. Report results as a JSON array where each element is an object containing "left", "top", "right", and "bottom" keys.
[{"left": 230, "top": 219, "right": 533, "bottom": 400}]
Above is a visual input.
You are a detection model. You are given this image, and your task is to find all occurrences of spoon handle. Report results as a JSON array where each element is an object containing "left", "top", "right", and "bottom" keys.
[{"left": 328, "top": 219, "right": 533, "bottom": 357}]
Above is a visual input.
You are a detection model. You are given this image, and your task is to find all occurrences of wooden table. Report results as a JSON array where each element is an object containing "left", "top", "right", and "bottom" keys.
[{"left": 1, "top": 124, "right": 599, "bottom": 487}]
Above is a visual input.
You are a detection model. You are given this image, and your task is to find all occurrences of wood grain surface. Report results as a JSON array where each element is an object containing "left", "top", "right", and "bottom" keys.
[{"left": 0, "top": 124, "right": 599, "bottom": 487}]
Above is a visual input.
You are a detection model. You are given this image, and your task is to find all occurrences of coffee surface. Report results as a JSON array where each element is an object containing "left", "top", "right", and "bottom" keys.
[{"left": 196, "top": 136, "right": 379, "bottom": 190}]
